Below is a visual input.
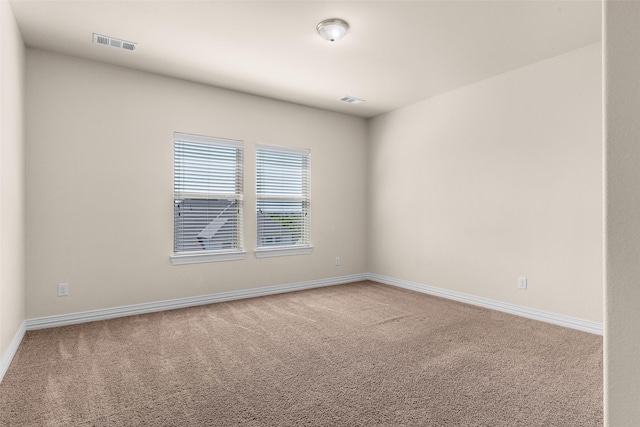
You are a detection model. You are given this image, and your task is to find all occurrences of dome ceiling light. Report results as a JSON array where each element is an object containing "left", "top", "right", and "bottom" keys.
[{"left": 316, "top": 18, "right": 349, "bottom": 42}]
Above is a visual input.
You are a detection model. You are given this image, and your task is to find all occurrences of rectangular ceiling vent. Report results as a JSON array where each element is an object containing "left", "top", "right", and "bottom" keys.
[
  {"left": 93, "top": 33, "right": 138, "bottom": 52},
  {"left": 339, "top": 96, "right": 365, "bottom": 105}
]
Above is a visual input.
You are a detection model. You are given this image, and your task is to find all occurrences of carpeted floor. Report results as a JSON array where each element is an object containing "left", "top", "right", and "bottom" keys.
[{"left": 0, "top": 281, "right": 602, "bottom": 426}]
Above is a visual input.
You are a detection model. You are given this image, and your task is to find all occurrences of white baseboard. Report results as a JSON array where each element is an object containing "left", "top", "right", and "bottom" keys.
[
  {"left": 25, "top": 272, "right": 603, "bottom": 335},
  {"left": 2, "top": 272, "right": 600, "bottom": 383},
  {"left": 25, "top": 273, "right": 368, "bottom": 331},
  {"left": 0, "top": 321, "right": 26, "bottom": 383},
  {"left": 368, "top": 273, "right": 603, "bottom": 335}
]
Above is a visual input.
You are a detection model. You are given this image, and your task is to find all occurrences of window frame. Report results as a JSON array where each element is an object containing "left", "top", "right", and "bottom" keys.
[
  {"left": 171, "top": 132, "right": 245, "bottom": 265},
  {"left": 255, "top": 144, "right": 312, "bottom": 258}
]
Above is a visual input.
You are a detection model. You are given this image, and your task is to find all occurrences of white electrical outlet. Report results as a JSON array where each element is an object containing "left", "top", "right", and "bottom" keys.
[
  {"left": 58, "top": 283, "right": 69, "bottom": 297},
  {"left": 518, "top": 276, "right": 527, "bottom": 290},
  {"left": 335, "top": 257, "right": 341, "bottom": 266}
]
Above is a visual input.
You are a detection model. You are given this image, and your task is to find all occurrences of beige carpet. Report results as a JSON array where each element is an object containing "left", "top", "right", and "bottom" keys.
[{"left": 0, "top": 281, "right": 602, "bottom": 426}]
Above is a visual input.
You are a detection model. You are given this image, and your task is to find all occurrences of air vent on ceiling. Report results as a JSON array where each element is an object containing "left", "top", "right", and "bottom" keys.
[
  {"left": 93, "top": 33, "right": 138, "bottom": 52},
  {"left": 339, "top": 96, "right": 364, "bottom": 104}
]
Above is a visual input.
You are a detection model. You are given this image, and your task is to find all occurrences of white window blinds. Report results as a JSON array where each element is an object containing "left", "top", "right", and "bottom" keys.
[
  {"left": 174, "top": 133, "right": 243, "bottom": 255},
  {"left": 256, "top": 145, "right": 310, "bottom": 249}
]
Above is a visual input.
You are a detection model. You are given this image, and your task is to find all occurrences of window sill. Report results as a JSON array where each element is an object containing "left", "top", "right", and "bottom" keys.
[
  {"left": 171, "top": 251, "right": 246, "bottom": 265},
  {"left": 254, "top": 245, "right": 313, "bottom": 258}
]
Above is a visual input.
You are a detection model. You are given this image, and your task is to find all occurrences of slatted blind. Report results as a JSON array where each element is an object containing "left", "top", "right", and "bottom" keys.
[
  {"left": 256, "top": 145, "right": 310, "bottom": 248},
  {"left": 174, "top": 133, "right": 243, "bottom": 254}
]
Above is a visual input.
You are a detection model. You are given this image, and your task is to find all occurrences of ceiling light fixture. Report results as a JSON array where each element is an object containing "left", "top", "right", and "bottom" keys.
[{"left": 316, "top": 19, "right": 349, "bottom": 42}]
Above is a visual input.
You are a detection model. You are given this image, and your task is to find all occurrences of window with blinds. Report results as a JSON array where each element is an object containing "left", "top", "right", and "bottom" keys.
[
  {"left": 173, "top": 133, "right": 244, "bottom": 263},
  {"left": 256, "top": 145, "right": 311, "bottom": 255}
]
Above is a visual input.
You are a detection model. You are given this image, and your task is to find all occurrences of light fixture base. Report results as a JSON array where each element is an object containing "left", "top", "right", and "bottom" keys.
[{"left": 317, "top": 18, "right": 349, "bottom": 42}]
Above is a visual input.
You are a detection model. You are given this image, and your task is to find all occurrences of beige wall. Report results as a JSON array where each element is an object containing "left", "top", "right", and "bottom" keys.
[
  {"left": 604, "top": 1, "right": 640, "bottom": 424},
  {"left": 367, "top": 43, "right": 602, "bottom": 323},
  {"left": 25, "top": 49, "right": 367, "bottom": 319},
  {"left": 23, "top": 43, "right": 604, "bottom": 326},
  {"left": 0, "top": 0, "right": 26, "bottom": 358}
]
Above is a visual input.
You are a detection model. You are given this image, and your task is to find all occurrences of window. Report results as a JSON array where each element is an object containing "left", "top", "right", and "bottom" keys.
[
  {"left": 256, "top": 145, "right": 311, "bottom": 257},
  {"left": 172, "top": 132, "right": 244, "bottom": 265}
]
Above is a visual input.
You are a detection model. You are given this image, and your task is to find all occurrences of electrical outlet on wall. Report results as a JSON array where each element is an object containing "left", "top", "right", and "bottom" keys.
[
  {"left": 518, "top": 276, "right": 527, "bottom": 290},
  {"left": 335, "top": 256, "right": 341, "bottom": 266},
  {"left": 58, "top": 283, "right": 69, "bottom": 297}
]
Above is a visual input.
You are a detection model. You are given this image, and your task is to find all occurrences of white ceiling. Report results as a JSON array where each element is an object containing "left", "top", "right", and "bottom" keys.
[{"left": 9, "top": 0, "right": 602, "bottom": 118}]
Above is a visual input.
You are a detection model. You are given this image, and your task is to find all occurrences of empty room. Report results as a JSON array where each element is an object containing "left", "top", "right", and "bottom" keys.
[{"left": 1, "top": 0, "right": 640, "bottom": 425}]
